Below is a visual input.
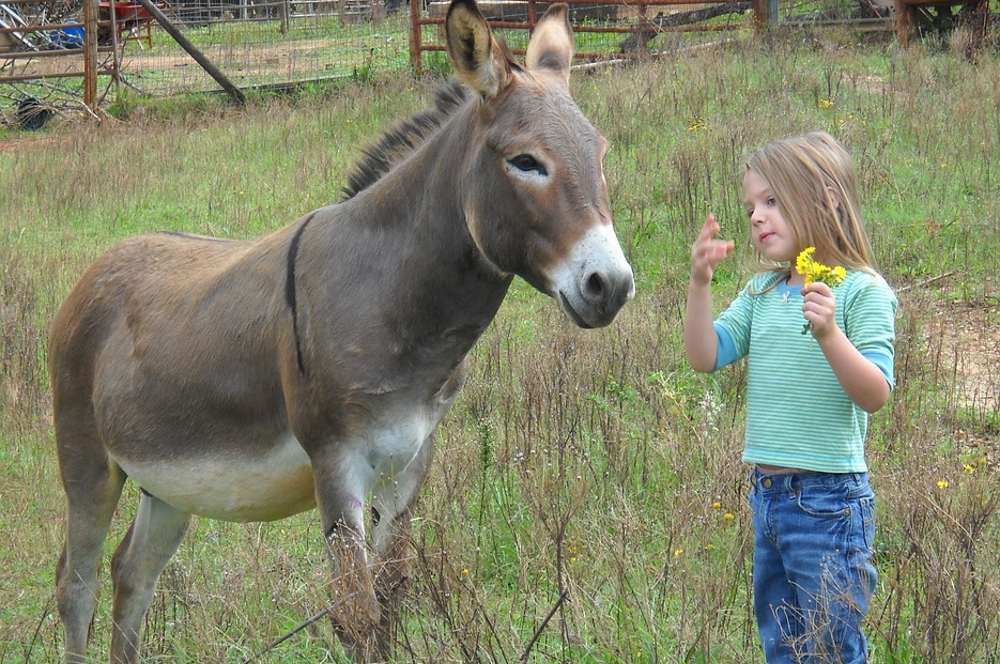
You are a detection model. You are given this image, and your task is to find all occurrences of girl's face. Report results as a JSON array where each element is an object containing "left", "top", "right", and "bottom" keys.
[{"left": 743, "top": 170, "right": 797, "bottom": 263}]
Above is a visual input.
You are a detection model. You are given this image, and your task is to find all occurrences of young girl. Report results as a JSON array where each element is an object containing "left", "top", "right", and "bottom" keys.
[{"left": 684, "top": 131, "right": 897, "bottom": 663}]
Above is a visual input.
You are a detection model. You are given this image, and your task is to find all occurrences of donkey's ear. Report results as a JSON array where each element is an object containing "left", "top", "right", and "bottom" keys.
[
  {"left": 525, "top": 3, "right": 573, "bottom": 84},
  {"left": 446, "top": 0, "right": 511, "bottom": 99}
]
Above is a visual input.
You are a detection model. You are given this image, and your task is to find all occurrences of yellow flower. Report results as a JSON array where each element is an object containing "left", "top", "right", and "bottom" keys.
[
  {"left": 963, "top": 463, "right": 976, "bottom": 474},
  {"left": 795, "top": 246, "right": 815, "bottom": 274},
  {"left": 936, "top": 480, "right": 950, "bottom": 490},
  {"left": 795, "top": 247, "right": 847, "bottom": 288},
  {"left": 723, "top": 512, "right": 735, "bottom": 521},
  {"left": 688, "top": 118, "right": 707, "bottom": 132},
  {"left": 711, "top": 501, "right": 722, "bottom": 510},
  {"left": 461, "top": 568, "right": 470, "bottom": 577},
  {"left": 673, "top": 548, "right": 685, "bottom": 558},
  {"left": 818, "top": 98, "right": 835, "bottom": 109}
]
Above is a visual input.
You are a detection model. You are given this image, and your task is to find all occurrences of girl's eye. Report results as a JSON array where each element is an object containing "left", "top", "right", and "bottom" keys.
[
  {"left": 508, "top": 154, "right": 548, "bottom": 176},
  {"left": 766, "top": 197, "right": 776, "bottom": 206}
]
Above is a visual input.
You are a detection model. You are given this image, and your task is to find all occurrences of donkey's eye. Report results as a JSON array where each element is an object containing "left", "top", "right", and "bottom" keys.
[{"left": 508, "top": 154, "right": 548, "bottom": 176}]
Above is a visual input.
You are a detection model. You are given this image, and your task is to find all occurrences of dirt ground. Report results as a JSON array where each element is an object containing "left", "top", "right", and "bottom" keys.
[{"left": 900, "top": 278, "right": 1000, "bottom": 469}]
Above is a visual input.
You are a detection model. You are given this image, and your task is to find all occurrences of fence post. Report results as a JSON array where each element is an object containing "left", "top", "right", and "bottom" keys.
[
  {"left": 527, "top": 0, "right": 536, "bottom": 32},
  {"left": 108, "top": 0, "right": 121, "bottom": 91},
  {"left": 281, "top": 0, "right": 290, "bottom": 34},
  {"left": 751, "top": 0, "right": 768, "bottom": 34},
  {"left": 83, "top": 0, "right": 97, "bottom": 111},
  {"left": 638, "top": 0, "right": 649, "bottom": 51},
  {"left": 410, "top": 0, "right": 421, "bottom": 75},
  {"left": 893, "top": 0, "right": 913, "bottom": 46}
]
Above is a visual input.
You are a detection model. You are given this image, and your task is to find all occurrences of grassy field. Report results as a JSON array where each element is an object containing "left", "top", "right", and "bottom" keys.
[{"left": 1, "top": 34, "right": 998, "bottom": 663}]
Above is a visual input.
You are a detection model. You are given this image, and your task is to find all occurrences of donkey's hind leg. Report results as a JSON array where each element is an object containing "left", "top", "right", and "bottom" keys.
[
  {"left": 56, "top": 453, "right": 125, "bottom": 664},
  {"left": 109, "top": 491, "right": 190, "bottom": 664}
]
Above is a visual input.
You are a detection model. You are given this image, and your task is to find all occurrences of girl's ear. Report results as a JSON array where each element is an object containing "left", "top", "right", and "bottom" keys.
[
  {"left": 826, "top": 184, "right": 855, "bottom": 250},
  {"left": 446, "top": 0, "right": 512, "bottom": 99},
  {"left": 825, "top": 185, "right": 843, "bottom": 212}
]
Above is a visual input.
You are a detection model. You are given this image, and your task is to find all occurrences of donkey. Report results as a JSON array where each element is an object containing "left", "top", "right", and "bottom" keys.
[{"left": 48, "top": 1, "right": 634, "bottom": 661}]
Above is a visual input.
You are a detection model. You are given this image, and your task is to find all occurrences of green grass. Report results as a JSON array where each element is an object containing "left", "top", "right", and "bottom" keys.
[{"left": 1, "top": 34, "right": 999, "bottom": 663}]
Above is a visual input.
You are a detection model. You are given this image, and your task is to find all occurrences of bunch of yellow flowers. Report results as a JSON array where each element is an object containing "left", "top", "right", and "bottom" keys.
[
  {"left": 795, "top": 247, "right": 847, "bottom": 287},
  {"left": 796, "top": 247, "right": 847, "bottom": 334}
]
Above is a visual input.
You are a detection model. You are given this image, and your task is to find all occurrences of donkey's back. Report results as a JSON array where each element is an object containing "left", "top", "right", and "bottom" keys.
[{"left": 50, "top": 229, "right": 311, "bottom": 522}]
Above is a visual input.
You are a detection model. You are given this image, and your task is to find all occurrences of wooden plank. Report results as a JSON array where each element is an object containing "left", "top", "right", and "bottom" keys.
[
  {"left": 418, "top": 21, "right": 743, "bottom": 36},
  {"left": 1, "top": 45, "right": 114, "bottom": 59},
  {"left": 0, "top": 68, "right": 114, "bottom": 82},
  {"left": 106, "top": 0, "right": 121, "bottom": 90},
  {"left": 0, "top": 22, "right": 83, "bottom": 33},
  {"left": 409, "top": 0, "right": 421, "bottom": 74},
  {"left": 751, "top": 0, "right": 766, "bottom": 32},
  {"left": 418, "top": 17, "right": 746, "bottom": 31},
  {"left": 782, "top": 17, "right": 892, "bottom": 28},
  {"left": 894, "top": 0, "right": 914, "bottom": 45}
]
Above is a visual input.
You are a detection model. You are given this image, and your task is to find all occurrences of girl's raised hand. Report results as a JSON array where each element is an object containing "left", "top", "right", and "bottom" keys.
[{"left": 691, "top": 213, "right": 734, "bottom": 286}]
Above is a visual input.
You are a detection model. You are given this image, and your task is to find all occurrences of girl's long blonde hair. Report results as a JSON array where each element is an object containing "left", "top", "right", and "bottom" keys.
[{"left": 746, "top": 131, "right": 875, "bottom": 279}]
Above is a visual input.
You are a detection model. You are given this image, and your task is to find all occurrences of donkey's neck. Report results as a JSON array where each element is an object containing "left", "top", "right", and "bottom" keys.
[{"left": 296, "top": 103, "right": 512, "bottom": 384}]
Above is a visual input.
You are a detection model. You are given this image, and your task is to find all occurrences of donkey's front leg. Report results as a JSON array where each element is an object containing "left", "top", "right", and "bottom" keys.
[
  {"left": 370, "top": 435, "right": 434, "bottom": 657},
  {"left": 311, "top": 449, "right": 381, "bottom": 659}
]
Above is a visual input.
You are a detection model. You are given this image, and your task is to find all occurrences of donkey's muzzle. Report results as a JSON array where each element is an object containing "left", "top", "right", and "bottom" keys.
[
  {"left": 563, "top": 264, "right": 635, "bottom": 328},
  {"left": 549, "top": 222, "right": 635, "bottom": 329},
  {"left": 578, "top": 267, "right": 634, "bottom": 325},
  {"left": 557, "top": 265, "right": 634, "bottom": 329}
]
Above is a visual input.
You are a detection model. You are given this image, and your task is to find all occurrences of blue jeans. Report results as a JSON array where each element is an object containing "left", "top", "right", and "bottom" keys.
[{"left": 749, "top": 469, "right": 877, "bottom": 664}]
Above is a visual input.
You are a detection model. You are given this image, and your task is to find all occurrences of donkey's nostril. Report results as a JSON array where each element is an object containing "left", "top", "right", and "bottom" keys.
[{"left": 584, "top": 271, "right": 607, "bottom": 301}]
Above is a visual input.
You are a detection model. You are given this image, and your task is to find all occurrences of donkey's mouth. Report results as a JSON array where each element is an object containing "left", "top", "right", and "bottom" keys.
[{"left": 559, "top": 291, "right": 594, "bottom": 329}]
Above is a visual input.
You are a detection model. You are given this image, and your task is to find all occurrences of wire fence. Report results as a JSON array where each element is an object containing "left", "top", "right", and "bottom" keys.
[
  {"left": 1, "top": 0, "right": 901, "bottom": 120},
  {"left": 1, "top": 0, "right": 412, "bottom": 119},
  {"left": 118, "top": 0, "right": 410, "bottom": 94}
]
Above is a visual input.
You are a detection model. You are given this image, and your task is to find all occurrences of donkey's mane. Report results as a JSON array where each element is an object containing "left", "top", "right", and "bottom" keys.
[{"left": 341, "top": 80, "right": 470, "bottom": 201}]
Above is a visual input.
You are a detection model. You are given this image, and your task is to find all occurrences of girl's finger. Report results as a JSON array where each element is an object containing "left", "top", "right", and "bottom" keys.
[
  {"left": 802, "top": 302, "right": 831, "bottom": 316},
  {"left": 804, "top": 282, "right": 833, "bottom": 297},
  {"left": 698, "top": 215, "right": 719, "bottom": 241},
  {"left": 803, "top": 291, "right": 834, "bottom": 306}
]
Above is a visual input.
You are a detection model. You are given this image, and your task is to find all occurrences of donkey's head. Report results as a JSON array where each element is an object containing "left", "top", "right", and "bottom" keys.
[{"left": 446, "top": 0, "right": 634, "bottom": 328}]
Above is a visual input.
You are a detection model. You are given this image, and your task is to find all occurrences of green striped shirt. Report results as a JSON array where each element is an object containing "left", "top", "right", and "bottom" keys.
[{"left": 713, "top": 270, "right": 898, "bottom": 473}]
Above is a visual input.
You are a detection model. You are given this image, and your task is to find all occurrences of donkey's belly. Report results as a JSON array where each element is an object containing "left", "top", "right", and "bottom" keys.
[{"left": 112, "top": 434, "right": 316, "bottom": 522}]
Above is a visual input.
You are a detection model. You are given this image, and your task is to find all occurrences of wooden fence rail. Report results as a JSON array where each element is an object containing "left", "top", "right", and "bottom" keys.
[
  {"left": 409, "top": 0, "right": 764, "bottom": 73},
  {"left": 1, "top": 0, "right": 102, "bottom": 109}
]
